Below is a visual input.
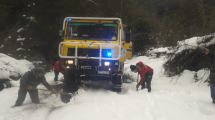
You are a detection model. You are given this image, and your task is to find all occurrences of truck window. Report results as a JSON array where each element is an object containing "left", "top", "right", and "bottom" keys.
[
  {"left": 66, "top": 23, "right": 118, "bottom": 41},
  {"left": 122, "top": 27, "right": 130, "bottom": 42},
  {"left": 122, "top": 28, "right": 125, "bottom": 41}
]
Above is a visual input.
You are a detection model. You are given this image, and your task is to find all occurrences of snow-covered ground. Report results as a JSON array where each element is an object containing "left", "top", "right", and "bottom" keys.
[{"left": 0, "top": 53, "right": 215, "bottom": 120}]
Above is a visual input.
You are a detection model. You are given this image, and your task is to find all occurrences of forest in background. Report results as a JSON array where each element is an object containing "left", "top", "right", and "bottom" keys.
[{"left": 0, "top": 0, "right": 215, "bottom": 65}]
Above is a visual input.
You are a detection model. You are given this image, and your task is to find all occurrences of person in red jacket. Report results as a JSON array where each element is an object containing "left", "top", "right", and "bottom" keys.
[
  {"left": 130, "top": 61, "right": 153, "bottom": 92},
  {"left": 54, "top": 59, "right": 66, "bottom": 82}
]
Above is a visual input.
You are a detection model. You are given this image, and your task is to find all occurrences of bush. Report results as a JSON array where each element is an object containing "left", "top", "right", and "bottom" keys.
[{"left": 163, "top": 34, "right": 215, "bottom": 77}]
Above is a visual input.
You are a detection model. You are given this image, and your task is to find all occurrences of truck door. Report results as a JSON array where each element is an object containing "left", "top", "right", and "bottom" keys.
[{"left": 124, "top": 26, "right": 132, "bottom": 59}]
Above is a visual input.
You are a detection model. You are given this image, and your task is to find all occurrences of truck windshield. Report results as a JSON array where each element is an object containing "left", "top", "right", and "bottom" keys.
[{"left": 66, "top": 22, "right": 118, "bottom": 41}]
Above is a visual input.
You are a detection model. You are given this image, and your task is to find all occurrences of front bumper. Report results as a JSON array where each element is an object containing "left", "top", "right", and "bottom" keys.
[{"left": 78, "top": 59, "right": 119, "bottom": 75}]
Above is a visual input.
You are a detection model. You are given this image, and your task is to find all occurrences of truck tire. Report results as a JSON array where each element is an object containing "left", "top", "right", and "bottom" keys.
[
  {"left": 60, "top": 91, "right": 72, "bottom": 103},
  {"left": 60, "top": 67, "right": 80, "bottom": 103},
  {"left": 111, "top": 63, "right": 124, "bottom": 92},
  {"left": 111, "top": 74, "right": 123, "bottom": 92},
  {"left": 61, "top": 79, "right": 79, "bottom": 103}
]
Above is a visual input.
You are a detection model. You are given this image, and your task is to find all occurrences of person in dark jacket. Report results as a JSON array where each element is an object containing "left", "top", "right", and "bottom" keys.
[
  {"left": 205, "top": 48, "right": 215, "bottom": 104},
  {"left": 15, "top": 67, "right": 55, "bottom": 106},
  {"left": 130, "top": 61, "right": 153, "bottom": 92},
  {"left": 54, "top": 59, "right": 66, "bottom": 82}
]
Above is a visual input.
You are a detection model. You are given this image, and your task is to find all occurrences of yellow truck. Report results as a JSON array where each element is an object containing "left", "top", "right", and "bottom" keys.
[{"left": 59, "top": 17, "right": 132, "bottom": 102}]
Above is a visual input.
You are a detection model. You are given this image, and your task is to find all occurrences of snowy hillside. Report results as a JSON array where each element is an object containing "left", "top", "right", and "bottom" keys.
[{"left": 0, "top": 53, "right": 215, "bottom": 120}]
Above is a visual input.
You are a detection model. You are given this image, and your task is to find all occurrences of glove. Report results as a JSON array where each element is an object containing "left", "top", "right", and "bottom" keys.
[
  {"left": 27, "top": 86, "right": 33, "bottom": 89},
  {"left": 205, "top": 49, "right": 209, "bottom": 54},
  {"left": 61, "top": 71, "right": 66, "bottom": 74},
  {"left": 136, "top": 84, "right": 140, "bottom": 89}
]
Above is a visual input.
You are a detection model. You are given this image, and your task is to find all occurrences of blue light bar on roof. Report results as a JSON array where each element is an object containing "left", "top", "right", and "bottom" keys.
[{"left": 68, "top": 18, "right": 72, "bottom": 21}]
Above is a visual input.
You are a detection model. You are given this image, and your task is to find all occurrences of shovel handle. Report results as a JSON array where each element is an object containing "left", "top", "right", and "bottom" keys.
[
  {"left": 136, "top": 74, "right": 139, "bottom": 91},
  {"left": 35, "top": 88, "right": 71, "bottom": 96}
]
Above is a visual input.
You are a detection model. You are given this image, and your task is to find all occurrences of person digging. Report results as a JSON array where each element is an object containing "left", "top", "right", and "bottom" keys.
[
  {"left": 54, "top": 59, "right": 66, "bottom": 83},
  {"left": 130, "top": 61, "right": 153, "bottom": 92},
  {"left": 15, "top": 67, "right": 56, "bottom": 106},
  {"left": 204, "top": 48, "right": 215, "bottom": 104}
]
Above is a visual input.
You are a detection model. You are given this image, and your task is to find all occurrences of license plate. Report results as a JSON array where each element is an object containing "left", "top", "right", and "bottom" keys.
[
  {"left": 80, "top": 66, "right": 91, "bottom": 69},
  {"left": 98, "top": 71, "right": 109, "bottom": 74}
]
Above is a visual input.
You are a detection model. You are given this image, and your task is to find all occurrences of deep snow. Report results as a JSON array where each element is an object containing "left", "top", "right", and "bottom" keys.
[{"left": 0, "top": 53, "right": 215, "bottom": 120}]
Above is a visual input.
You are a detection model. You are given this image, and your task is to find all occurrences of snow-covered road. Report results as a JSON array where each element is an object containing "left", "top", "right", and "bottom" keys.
[{"left": 0, "top": 56, "right": 215, "bottom": 120}]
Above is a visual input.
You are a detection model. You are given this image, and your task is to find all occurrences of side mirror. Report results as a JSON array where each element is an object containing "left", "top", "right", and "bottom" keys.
[
  {"left": 125, "top": 26, "right": 131, "bottom": 43},
  {"left": 59, "top": 30, "right": 64, "bottom": 36}
]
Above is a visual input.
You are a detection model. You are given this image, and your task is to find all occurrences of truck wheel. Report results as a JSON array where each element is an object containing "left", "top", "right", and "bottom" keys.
[
  {"left": 60, "top": 68, "right": 80, "bottom": 103},
  {"left": 111, "top": 74, "right": 123, "bottom": 92},
  {"left": 60, "top": 90, "right": 72, "bottom": 104},
  {"left": 61, "top": 78, "right": 79, "bottom": 103}
]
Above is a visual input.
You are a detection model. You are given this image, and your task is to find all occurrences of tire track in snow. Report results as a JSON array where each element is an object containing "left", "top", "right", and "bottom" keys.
[
  {"left": 144, "top": 91, "right": 168, "bottom": 120},
  {"left": 144, "top": 93, "right": 154, "bottom": 120}
]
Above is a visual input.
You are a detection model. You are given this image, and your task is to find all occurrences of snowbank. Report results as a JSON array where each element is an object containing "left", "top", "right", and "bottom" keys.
[{"left": 0, "top": 53, "right": 34, "bottom": 79}]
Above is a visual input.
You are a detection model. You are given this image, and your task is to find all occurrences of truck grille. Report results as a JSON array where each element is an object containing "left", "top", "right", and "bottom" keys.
[
  {"left": 68, "top": 48, "right": 99, "bottom": 57},
  {"left": 67, "top": 48, "right": 111, "bottom": 58}
]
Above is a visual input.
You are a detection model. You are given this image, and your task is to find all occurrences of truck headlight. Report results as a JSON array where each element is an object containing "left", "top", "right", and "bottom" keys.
[
  {"left": 67, "top": 60, "right": 74, "bottom": 64},
  {"left": 104, "top": 62, "right": 110, "bottom": 66}
]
